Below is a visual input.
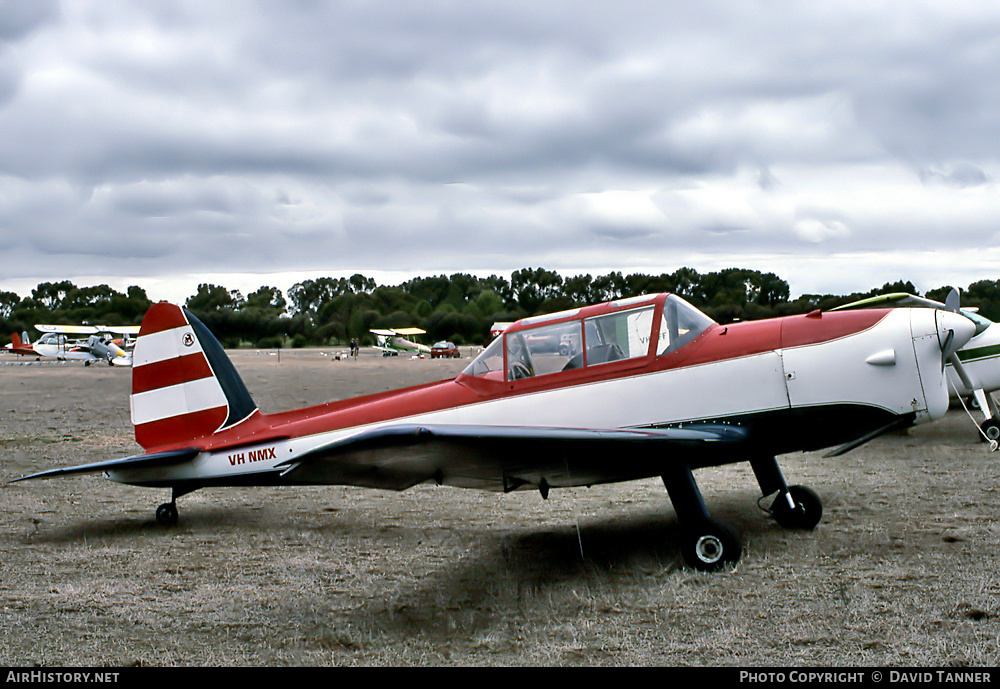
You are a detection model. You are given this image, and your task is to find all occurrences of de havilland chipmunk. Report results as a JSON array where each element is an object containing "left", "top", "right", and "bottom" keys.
[
  {"left": 834, "top": 291, "right": 1000, "bottom": 443},
  {"left": 12, "top": 293, "right": 979, "bottom": 570}
]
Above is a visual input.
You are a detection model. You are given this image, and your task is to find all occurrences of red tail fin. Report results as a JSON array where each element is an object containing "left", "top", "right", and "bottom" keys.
[{"left": 130, "top": 303, "right": 257, "bottom": 450}]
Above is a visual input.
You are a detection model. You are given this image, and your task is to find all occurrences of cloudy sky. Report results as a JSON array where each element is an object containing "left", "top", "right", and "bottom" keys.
[{"left": 1, "top": 1, "right": 998, "bottom": 304}]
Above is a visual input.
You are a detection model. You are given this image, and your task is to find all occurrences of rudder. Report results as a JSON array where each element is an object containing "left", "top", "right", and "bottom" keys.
[{"left": 131, "top": 303, "right": 257, "bottom": 450}]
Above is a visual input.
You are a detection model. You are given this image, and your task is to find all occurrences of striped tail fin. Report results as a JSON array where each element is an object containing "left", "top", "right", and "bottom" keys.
[{"left": 131, "top": 303, "right": 257, "bottom": 450}]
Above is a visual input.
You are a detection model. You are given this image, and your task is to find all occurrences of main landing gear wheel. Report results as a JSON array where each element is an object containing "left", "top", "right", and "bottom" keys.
[
  {"left": 771, "top": 485, "right": 822, "bottom": 530},
  {"left": 156, "top": 502, "right": 178, "bottom": 527},
  {"left": 680, "top": 520, "right": 741, "bottom": 572},
  {"left": 979, "top": 418, "right": 1000, "bottom": 444}
]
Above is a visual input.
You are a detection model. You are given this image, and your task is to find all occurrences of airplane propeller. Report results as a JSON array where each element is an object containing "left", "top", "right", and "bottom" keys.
[
  {"left": 934, "top": 289, "right": 1000, "bottom": 449},
  {"left": 939, "top": 327, "right": 954, "bottom": 372},
  {"left": 938, "top": 288, "right": 974, "bottom": 375}
]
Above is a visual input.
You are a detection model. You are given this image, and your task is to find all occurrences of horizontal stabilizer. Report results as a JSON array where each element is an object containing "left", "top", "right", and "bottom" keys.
[{"left": 11, "top": 447, "right": 200, "bottom": 483}]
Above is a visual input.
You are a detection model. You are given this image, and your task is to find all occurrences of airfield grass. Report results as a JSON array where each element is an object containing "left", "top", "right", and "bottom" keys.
[{"left": 1, "top": 350, "right": 998, "bottom": 666}]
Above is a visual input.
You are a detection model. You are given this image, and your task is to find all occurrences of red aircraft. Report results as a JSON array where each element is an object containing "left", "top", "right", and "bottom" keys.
[
  {"left": 13, "top": 293, "right": 977, "bottom": 570},
  {"left": 5, "top": 332, "right": 37, "bottom": 357}
]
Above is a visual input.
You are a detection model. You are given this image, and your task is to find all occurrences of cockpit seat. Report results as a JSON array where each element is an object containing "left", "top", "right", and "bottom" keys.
[{"left": 562, "top": 344, "right": 624, "bottom": 371}]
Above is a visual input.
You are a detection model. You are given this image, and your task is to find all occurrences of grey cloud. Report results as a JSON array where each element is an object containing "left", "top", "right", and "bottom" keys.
[
  {"left": 0, "top": 0, "right": 58, "bottom": 42},
  {"left": 1, "top": 2, "right": 999, "bottom": 299},
  {"left": 919, "top": 163, "right": 990, "bottom": 188}
]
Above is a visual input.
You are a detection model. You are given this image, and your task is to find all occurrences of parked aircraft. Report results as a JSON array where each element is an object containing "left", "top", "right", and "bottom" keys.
[
  {"left": 370, "top": 327, "right": 431, "bottom": 356},
  {"left": 834, "top": 291, "right": 1000, "bottom": 443},
  {"left": 13, "top": 294, "right": 977, "bottom": 570},
  {"left": 22, "top": 325, "right": 138, "bottom": 366},
  {"left": 4, "top": 332, "right": 36, "bottom": 357},
  {"left": 490, "top": 321, "right": 513, "bottom": 339}
]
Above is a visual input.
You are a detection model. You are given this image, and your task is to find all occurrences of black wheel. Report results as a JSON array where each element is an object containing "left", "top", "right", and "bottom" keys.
[
  {"left": 980, "top": 419, "right": 1000, "bottom": 444},
  {"left": 771, "top": 485, "right": 822, "bottom": 530},
  {"left": 156, "top": 502, "right": 178, "bottom": 527},
  {"left": 680, "top": 520, "right": 741, "bottom": 571}
]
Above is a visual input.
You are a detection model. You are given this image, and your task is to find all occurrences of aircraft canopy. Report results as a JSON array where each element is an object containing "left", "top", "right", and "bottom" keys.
[{"left": 463, "top": 294, "right": 714, "bottom": 381}]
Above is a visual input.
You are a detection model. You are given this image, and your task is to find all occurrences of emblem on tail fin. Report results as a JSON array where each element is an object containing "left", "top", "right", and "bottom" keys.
[{"left": 131, "top": 303, "right": 257, "bottom": 450}]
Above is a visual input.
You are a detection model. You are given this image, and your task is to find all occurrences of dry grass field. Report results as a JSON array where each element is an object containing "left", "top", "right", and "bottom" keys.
[{"left": 2, "top": 348, "right": 999, "bottom": 666}]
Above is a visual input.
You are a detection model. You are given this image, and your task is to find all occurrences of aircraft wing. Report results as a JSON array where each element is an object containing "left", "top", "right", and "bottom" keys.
[
  {"left": 369, "top": 327, "right": 425, "bottom": 336},
  {"left": 831, "top": 293, "right": 944, "bottom": 311},
  {"left": 101, "top": 325, "right": 141, "bottom": 335},
  {"left": 35, "top": 324, "right": 99, "bottom": 335},
  {"left": 11, "top": 447, "right": 201, "bottom": 482},
  {"left": 833, "top": 290, "right": 989, "bottom": 336},
  {"left": 276, "top": 423, "right": 749, "bottom": 492}
]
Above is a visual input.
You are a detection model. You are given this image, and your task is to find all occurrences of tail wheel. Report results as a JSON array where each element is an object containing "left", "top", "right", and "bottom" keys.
[
  {"left": 771, "top": 485, "right": 822, "bottom": 530},
  {"left": 681, "top": 520, "right": 741, "bottom": 571},
  {"left": 156, "top": 502, "right": 178, "bottom": 527}
]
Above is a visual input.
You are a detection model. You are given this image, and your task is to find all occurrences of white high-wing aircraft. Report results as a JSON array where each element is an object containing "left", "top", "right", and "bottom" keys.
[
  {"left": 834, "top": 291, "right": 1000, "bottom": 443},
  {"left": 370, "top": 327, "right": 431, "bottom": 356},
  {"left": 24, "top": 325, "right": 138, "bottom": 366},
  {"left": 13, "top": 294, "right": 977, "bottom": 570}
]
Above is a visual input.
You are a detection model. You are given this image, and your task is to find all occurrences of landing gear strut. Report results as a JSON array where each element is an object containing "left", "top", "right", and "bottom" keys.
[
  {"left": 661, "top": 461, "right": 741, "bottom": 571},
  {"left": 752, "top": 456, "right": 823, "bottom": 530},
  {"left": 662, "top": 456, "right": 822, "bottom": 571}
]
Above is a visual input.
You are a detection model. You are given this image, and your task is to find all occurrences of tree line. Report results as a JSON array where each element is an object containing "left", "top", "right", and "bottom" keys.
[{"left": 2, "top": 268, "right": 999, "bottom": 349}]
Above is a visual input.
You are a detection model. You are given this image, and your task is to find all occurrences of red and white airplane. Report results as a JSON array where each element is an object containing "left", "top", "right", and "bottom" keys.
[{"left": 13, "top": 294, "right": 977, "bottom": 570}]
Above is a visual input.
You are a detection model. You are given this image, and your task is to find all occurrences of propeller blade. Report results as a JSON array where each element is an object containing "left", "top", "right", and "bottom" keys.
[
  {"left": 941, "top": 329, "right": 955, "bottom": 371},
  {"left": 944, "top": 287, "right": 961, "bottom": 313}
]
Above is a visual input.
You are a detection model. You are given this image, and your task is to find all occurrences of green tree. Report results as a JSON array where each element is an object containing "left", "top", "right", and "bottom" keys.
[
  {"left": 511, "top": 267, "right": 563, "bottom": 314},
  {"left": 31, "top": 280, "right": 75, "bottom": 310},
  {"left": 473, "top": 290, "right": 504, "bottom": 319},
  {"left": 245, "top": 286, "right": 288, "bottom": 315},
  {"left": 289, "top": 277, "right": 349, "bottom": 315},
  {"left": 185, "top": 284, "right": 244, "bottom": 312},
  {"left": 0, "top": 291, "right": 20, "bottom": 319},
  {"left": 964, "top": 280, "right": 1000, "bottom": 321}
]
